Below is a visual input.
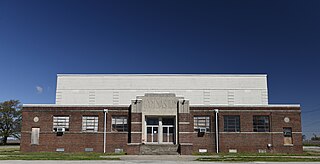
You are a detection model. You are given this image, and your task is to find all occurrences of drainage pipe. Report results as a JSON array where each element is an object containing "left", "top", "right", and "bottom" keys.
[
  {"left": 214, "top": 109, "right": 219, "bottom": 153},
  {"left": 103, "top": 109, "right": 108, "bottom": 153}
]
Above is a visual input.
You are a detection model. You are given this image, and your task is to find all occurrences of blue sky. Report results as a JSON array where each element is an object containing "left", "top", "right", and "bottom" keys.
[{"left": 0, "top": 0, "right": 319, "bottom": 138}]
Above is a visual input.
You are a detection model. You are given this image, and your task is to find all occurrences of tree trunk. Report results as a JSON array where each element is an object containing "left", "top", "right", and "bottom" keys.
[{"left": 2, "top": 136, "right": 7, "bottom": 145}]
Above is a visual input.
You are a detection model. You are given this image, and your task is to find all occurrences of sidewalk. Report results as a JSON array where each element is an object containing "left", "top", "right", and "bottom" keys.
[
  {"left": 101, "top": 155, "right": 208, "bottom": 161},
  {"left": 101, "top": 154, "right": 320, "bottom": 161}
]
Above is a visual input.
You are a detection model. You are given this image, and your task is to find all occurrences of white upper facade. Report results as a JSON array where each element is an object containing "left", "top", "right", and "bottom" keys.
[{"left": 55, "top": 74, "right": 268, "bottom": 105}]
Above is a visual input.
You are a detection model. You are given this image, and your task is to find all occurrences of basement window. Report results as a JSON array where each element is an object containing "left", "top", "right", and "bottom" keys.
[{"left": 82, "top": 116, "right": 98, "bottom": 132}]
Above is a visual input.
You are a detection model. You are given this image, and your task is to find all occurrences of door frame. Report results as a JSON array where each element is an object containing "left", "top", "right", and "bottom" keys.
[{"left": 145, "top": 116, "right": 175, "bottom": 144}]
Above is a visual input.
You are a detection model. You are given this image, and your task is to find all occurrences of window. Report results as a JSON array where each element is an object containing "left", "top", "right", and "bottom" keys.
[
  {"left": 112, "top": 116, "right": 128, "bottom": 132},
  {"left": 147, "top": 118, "right": 159, "bottom": 125},
  {"left": 194, "top": 116, "right": 210, "bottom": 132},
  {"left": 31, "top": 128, "right": 40, "bottom": 145},
  {"left": 53, "top": 116, "right": 70, "bottom": 131},
  {"left": 283, "top": 127, "right": 293, "bottom": 145},
  {"left": 82, "top": 116, "right": 98, "bottom": 132},
  {"left": 224, "top": 116, "right": 240, "bottom": 132},
  {"left": 283, "top": 127, "right": 292, "bottom": 137},
  {"left": 253, "top": 116, "right": 269, "bottom": 132}
]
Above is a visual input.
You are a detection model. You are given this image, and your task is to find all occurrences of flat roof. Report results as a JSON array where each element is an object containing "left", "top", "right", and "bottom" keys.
[
  {"left": 57, "top": 74, "right": 267, "bottom": 77},
  {"left": 23, "top": 104, "right": 300, "bottom": 108}
]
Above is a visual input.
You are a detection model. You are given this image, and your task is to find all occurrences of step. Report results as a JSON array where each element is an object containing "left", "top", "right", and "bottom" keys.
[{"left": 140, "top": 144, "right": 179, "bottom": 155}]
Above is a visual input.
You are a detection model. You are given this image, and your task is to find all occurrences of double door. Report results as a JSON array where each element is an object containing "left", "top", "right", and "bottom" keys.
[{"left": 146, "top": 117, "right": 175, "bottom": 144}]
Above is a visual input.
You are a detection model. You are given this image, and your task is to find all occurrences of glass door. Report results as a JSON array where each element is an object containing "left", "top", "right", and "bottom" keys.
[
  {"left": 162, "top": 126, "right": 174, "bottom": 143},
  {"left": 146, "top": 117, "right": 175, "bottom": 144},
  {"left": 162, "top": 118, "right": 175, "bottom": 143},
  {"left": 146, "top": 118, "right": 159, "bottom": 143},
  {"left": 147, "top": 126, "right": 158, "bottom": 143}
]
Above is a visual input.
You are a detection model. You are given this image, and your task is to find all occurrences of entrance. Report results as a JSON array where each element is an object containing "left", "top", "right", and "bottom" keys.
[{"left": 146, "top": 117, "right": 175, "bottom": 144}]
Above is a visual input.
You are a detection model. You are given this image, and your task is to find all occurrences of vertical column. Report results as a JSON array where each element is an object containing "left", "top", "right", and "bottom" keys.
[
  {"left": 159, "top": 117, "right": 163, "bottom": 143},
  {"left": 178, "top": 99, "right": 193, "bottom": 154}
]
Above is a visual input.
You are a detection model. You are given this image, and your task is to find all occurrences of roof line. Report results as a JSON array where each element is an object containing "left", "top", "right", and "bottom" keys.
[
  {"left": 57, "top": 73, "right": 267, "bottom": 77},
  {"left": 23, "top": 104, "right": 300, "bottom": 108}
]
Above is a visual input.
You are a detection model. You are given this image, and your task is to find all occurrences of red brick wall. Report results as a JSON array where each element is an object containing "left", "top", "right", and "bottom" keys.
[
  {"left": 190, "top": 106, "right": 302, "bottom": 154},
  {"left": 21, "top": 105, "right": 302, "bottom": 154},
  {"left": 21, "top": 106, "right": 130, "bottom": 153}
]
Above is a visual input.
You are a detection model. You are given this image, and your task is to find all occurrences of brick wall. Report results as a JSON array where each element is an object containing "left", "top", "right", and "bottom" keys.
[
  {"left": 190, "top": 106, "right": 303, "bottom": 154},
  {"left": 21, "top": 105, "right": 302, "bottom": 154},
  {"left": 21, "top": 106, "right": 130, "bottom": 153}
]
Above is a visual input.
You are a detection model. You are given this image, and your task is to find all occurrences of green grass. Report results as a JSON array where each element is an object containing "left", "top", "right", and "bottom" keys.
[
  {"left": 195, "top": 150, "right": 320, "bottom": 156},
  {"left": 196, "top": 152, "right": 320, "bottom": 162},
  {"left": 197, "top": 156, "right": 320, "bottom": 162},
  {"left": 0, "top": 146, "right": 121, "bottom": 160},
  {"left": 304, "top": 143, "right": 320, "bottom": 146}
]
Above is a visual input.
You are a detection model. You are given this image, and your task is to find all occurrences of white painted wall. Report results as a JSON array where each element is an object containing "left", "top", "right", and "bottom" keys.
[{"left": 55, "top": 74, "right": 268, "bottom": 105}]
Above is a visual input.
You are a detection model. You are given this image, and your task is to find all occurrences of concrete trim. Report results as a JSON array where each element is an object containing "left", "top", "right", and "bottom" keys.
[
  {"left": 23, "top": 109, "right": 104, "bottom": 112},
  {"left": 179, "top": 122, "right": 190, "bottom": 125},
  {"left": 220, "top": 132, "right": 302, "bottom": 134},
  {"left": 57, "top": 74, "right": 267, "bottom": 77},
  {"left": 131, "top": 122, "right": 142, "bottom": 124},
  {"left": 180, "top": 143, "right": 193, "bottom": 146},
  {"left": 108, "top": 109, "right": 129, "bottom": 112},
  {"left": 191, "top": 110, "right": 300, "bottom": 112},
  {"left": 127, "top": 143, "right": 141, "bottom": 145},
  {"left": 107, "top": 132, "right": 128, "bottom": 134},
  {"left": 21, "top": 131, "right": 302, "bottom": 134},
  {"left": 179, "top": 132, "right": 196, "bottom": 134},
  {"left": 190, "top": 104, "right": 300, "bottom": 108},
  {"left": 23, "top": 104, "right": 129, "bottom": 108},
  {"left": 131, "top": 132, "right": 142, "bottom": 134},
  {"left": 23, "top": 104, "right": 300, "bottom": 108}
]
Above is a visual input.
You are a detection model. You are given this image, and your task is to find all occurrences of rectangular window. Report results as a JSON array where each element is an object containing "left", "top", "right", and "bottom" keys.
[
  {"left": 194, "top": 116, "right": 210, "bottom": 132},
  {"left": 53, "top": 116, "right": 70, "bottom": 131},
  {"left": 283, "top": 127, "right": 293, "bottom": 145},
  {"left": 224, "top": 115, "right": 240, "bottom": 132},
  {"left": 253, "top": 116, "right": 270, "bottom": 132},
  {"left": 112, "top": 116, "right": 128, "bottom": 132},
  {"left": 31, "top": 128, "right": 40, "bottom": 145},
  {"left": 82, "top": 116, "right": 98, "bottom": 132}
]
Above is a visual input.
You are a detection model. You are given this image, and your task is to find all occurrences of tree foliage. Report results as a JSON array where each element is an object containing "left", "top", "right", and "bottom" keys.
[
  {"left": 0, "top": 100, "right": 22, "bottom": 145},
  {"left": 311, "top": 134, "right": 320, "bottom": 141}
]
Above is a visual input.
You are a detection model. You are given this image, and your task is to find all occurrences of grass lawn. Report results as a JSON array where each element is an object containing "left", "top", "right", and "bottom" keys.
[
  {"left": 197, "top": 156, "right": 320, "bottom": 162},
  {"left": 196, "top": 152, "right": 320, "bottom": 162},
  {"left": 0, "top": 146, "right": 121, "bottom": 160}
]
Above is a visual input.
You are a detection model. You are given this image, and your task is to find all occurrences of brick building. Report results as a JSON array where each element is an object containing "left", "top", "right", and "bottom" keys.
[{"left": 21, "top": 74, "right": 302, "bottom": 154}]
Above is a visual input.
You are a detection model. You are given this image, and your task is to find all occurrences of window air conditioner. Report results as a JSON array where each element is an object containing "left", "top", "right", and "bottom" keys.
[
  {"left": 57, "top": 127, "right": 65, "bottom": 132},
  {"left": 199, "top": 128, "right": 206, "bottom": 133},
  {"left": 56, "top": 127, "right": 65, "bottom": 136}
]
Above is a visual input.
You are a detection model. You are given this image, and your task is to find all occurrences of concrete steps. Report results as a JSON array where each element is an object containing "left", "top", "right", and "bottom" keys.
[{"left": 140, "top": 144, "right": 179, "bottom": 155}]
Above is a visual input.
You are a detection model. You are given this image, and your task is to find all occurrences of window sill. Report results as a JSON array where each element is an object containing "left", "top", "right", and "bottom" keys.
[
  {"left": 223, "top": 131, "right": 241, "bottom": 133},
  {"left": 110, "top": 131, "right": 128, "bottom": 133}
]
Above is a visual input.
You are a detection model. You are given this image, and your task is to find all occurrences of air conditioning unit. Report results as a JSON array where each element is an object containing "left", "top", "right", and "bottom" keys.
[
  {"left": 199, "top": 128, "right": 207, "bottom": 133},
  {"left": 56, "top": 127, "right": 65, "bottom": 136},
  {"left": 57, "top": 127, "right": 65, "bottom": 132}
]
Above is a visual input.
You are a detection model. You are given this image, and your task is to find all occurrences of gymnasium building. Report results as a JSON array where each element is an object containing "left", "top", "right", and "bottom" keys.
[{"left": 20, "top": 74, "right": 302, "bottom": 154}]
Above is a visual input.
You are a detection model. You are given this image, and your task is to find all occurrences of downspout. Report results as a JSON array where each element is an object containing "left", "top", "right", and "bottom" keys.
[
  {"left": 103, "top": 109, "right": 108, "bottom": 153},
  {"left": 214, "top": 109, "right": 219, "bottom": 153}
]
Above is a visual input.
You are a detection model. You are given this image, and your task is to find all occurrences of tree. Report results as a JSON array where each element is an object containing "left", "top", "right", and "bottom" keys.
[
  {"left": 302, "top": 135, "right": 307, "bottom": 141},
  {"left": 311, "top": 134, "right": 320, "bottom": 141},
  {"left": 0, "top": 100, "right": 22, "bottom": 145}
]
